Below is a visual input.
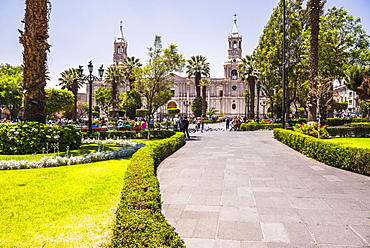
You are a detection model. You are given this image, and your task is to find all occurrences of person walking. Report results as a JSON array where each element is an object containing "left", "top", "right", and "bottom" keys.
[
  {"left": 183, "top": 117, "right": 190, "bottom": 139},
  {"left": 225, "top": 117, "right": 230, "bottom": 130}
]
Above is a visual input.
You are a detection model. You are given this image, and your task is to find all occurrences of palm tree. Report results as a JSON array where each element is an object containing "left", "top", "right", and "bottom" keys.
[
  {"left": 186, "top": 55, "right": 210, "bottom": 98},
  {"left": 104, "top": 66, "right": 125, "bottom": 117},
  {"left": 121, "top": 56, "right": 142, "bottom": 89},
  {"left": 19, "top": 0, "right": 51, "bottom": 122},
  {"left": 199, "top": 78, "right": 211, "bottom": 116},
  {"left": 58, "top": 68, "right": 84, "bottom": 120},
  {"left": 238, "top": 55, "right": 259, "bottom": 119}
]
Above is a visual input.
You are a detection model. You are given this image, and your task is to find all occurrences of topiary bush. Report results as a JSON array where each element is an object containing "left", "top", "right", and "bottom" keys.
[
  {"left": 0, "top": 122, "right": 81, "bottom": 155},
  {"left": 273, "top": 128, "right": 370, "bottom": 176},
  {"left": 110, "top": 132, "right": 186, "bottom": 247}
]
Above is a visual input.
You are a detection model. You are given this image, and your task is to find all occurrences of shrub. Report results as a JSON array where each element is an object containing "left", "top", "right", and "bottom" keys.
[
  {"left": 323, "top": 118, "right": 352, "bottom": 126},
  {"left": 327, "top": 126, "right": 370, "bottom": 137},
  {"left": 273, "top": 128, "right": 370, "bottom": 176},
  {"left": 240, "top": 123, "right": 281, "bottom": 131},
  {"left": 0, "top": 122, "right": 81, "bottom": 155},
  {"left": 293, "top": 122, "right": 330, "bottom": 139},
  {"left": 288, "top": 118, "right": 306, "bottom": 126},
  {"left": 110, "top": 132, "right": 186, "bottom": 247}
]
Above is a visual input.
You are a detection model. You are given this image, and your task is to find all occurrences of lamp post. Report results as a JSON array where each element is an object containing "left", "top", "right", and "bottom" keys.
[
  {"left": 78, "top": 61, "right": 104, "bottom": 137},
  {"left": 184, "top": 100, "right": 190, "bottom": 118},
  {"left": 256, "top": 81, "right": 261, "bottom": 122}
]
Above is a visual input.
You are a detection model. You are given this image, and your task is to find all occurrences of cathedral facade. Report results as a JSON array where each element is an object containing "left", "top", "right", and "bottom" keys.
[{"left": 85, "top": 18, "right": 259, "bottom": 118}]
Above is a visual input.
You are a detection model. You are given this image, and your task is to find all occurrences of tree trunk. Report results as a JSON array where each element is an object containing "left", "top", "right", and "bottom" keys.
[
  {"left": 112, "top": 82, "right": 117, "bottom": 117},
  {"left": 195, "top": 72, "right": 201, "bottom": 98},
  {"left": 20, "top": 0, "right": 51, "bottom": 123},
  {"left": 71, "top": 80, "right": 78, "bottom": 121},
  {"left": 202, "top": 85, "right": 207, "bottom": 116},
  {"left": 307, "top": 0, "right": 321, "bottom": 121},
  {"left": 248, "top": 77, "right": 256, "bottom": 119}
]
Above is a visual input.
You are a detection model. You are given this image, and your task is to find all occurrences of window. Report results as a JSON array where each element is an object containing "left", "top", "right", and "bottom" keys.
[
  {"left": 233, "top": 41, "right": 237, "bottom": 49},
  {"left": 231, "top": 70, "right": 238, "bottom": 80},
  {"left": 219, "top": 90, "right": 223, "bottom": 97},
  {"left": 171, "top": 90, "right": 175, "bottom": 96},
  {"left": 232, "top": 104, "right": 236, "bottom": 110}
]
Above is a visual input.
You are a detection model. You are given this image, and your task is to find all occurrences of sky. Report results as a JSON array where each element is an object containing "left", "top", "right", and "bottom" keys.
[{"left": 1, "top": 0, "right": 370, "bottom": 91}]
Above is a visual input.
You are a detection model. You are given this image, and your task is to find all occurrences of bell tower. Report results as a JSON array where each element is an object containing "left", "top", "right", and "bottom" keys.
[
  {"left": 113, "top": 21, "right": 128, "bottom": 65},
  {"left": 224, "top": 14, "right": 242, "bottom": 79}
]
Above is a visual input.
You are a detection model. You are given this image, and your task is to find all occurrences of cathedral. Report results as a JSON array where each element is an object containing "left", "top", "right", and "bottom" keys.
[{"left": 84, "top": 17, "right": 260, "bottom": 119}]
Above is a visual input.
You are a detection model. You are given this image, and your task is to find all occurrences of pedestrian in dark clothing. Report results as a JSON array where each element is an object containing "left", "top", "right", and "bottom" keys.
[
  {"left": 183, "top": 117, "right": 190, "bottom": 139},
  {"left": 226, "top": 117, "right": 230, "bottom": 130}
]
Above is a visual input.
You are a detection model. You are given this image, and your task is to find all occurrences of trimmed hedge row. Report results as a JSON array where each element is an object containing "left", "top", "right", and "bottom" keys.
[
  {"left": 273, "top": 128, "right": 370, "bottom": 176},
  {"left": 83, "top": 130, "right": 176, "bottom": 140},
  {"left": 110, "top": 132, "right": 186, "bottom": 247},
  {"left": 322, "top": 118, "right": 369, "bottom": 126},
  {"left": 240, "top": 123, "right": 282, "bottom": 131},
  {"left": 327, "top": 126, "right": 370, "bottom": 137}
]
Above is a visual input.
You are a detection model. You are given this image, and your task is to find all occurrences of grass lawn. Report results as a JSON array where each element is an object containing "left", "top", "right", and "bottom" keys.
[
  {"left": 0, "top": 158, "right": 130, "bottom": 247},
  {"left": 325, "top": 137, "right": 370, "bottom": 149}
]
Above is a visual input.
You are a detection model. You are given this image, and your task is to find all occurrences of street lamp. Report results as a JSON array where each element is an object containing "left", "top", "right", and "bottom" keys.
[
  {"left": 256, "top": 81, "right": 261, "bottom": 122},
  {"left": 184, "top": 100, "right": 190, "bottom": 118},
  {"left": 78, "top": 61, "right": 104, "bottom": 137}
]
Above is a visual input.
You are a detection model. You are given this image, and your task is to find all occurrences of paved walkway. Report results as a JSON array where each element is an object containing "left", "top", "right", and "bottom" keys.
[{"left": 157, "top": 126, "right": 370, "bottom": 248}]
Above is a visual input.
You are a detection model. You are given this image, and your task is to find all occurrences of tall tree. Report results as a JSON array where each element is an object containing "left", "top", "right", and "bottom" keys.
[
  {"left": 0, "top": 64, "right": 23, "bottom": 120},
  {"left": 45, "top": 88, "right": 74, "bottom": 118},
  {"left": 120, "top": 56, "right": 143, "bottom": 119},
  {"left": 186, "top": 55, "right": 210, "bottom": 98},
  {"left": 137, "top": 35, "right": 185, "bottom": 139},
  {"left": 306, "top": 0, "right": 322, "bottom": 121},
  {"left": 199, "top": 78, "right": 211, "bottom": 116},
  {"left": 121, "top": 56, "right": 142, "bottom": 89},
  {"left": 19, "top": 0, "right": 51, "bottom": 122},
  {"left": 94, "top": 86, "right": 113, "bottom": 117},
  {"left": 104, "top": 66, "right": 125, "bottom": 117},
  {"left": 58, "top": 68, "right": 84, "bottom": 121},
  {"left": 238, "top": 55, "right": 259, "bottom": 119}
]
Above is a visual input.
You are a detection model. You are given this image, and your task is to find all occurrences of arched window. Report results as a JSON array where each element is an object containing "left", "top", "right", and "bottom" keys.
[
  {"left": 231, "top": 70, "right": 238, "bottom": 80},
  {"left": 233, "top": 41, "right": 237, "bottom": 49},
  {"left": 167, "top": 101, "right": 177, "bottom": 109},
  {"left": 232, "top": 104, "right": 236, "bottom": 110}
]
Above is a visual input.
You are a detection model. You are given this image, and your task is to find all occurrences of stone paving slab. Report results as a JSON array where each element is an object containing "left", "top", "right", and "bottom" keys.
[{"left": 157, "top": 128, "right": 370, "bottom": 247}]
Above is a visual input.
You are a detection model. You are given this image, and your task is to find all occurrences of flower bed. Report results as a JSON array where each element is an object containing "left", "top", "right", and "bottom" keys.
[
  {"left": 110, "top": 132, "right": 186, "bottom": 247},
  {"left": 0, "top": 139, "right": 144, "bottom": 170},
  {"left": 273, "top": 128, "right": 370, "bottom": 175}
]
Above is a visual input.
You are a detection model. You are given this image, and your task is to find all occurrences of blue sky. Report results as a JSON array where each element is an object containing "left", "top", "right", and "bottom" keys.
[{"left": 1, "top": 0, "right": 370, "bottom": 90}]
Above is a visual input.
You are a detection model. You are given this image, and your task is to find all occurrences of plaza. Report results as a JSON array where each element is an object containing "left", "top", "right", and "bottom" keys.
[{"left": 158, "top": 127, "right": 370, "bottom": 247}]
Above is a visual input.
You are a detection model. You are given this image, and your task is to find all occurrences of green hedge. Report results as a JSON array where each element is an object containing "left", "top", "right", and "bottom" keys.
[
  {"left": 327, "top": 126, "right": 370, "bottom": 137},
  {"left": 273, "top": 128, "right": 370, "bottom": 175},
  {"left": 82, "top": 130, "right": 175, "bottom": 140},
  {"left": 110, "top": 132, "right": 186, "bottom": 247},
  {"left": 0, "top": 122, "right": 81, "bottom": 155},
  {"left": 322, "top": 118, "right": 369, "bottom": 126},
  {"left": 288, "top": 118, "right": 307, "bottom": 126},
  {"left": 240, "top": 123, "right": 281, "bottom": 131}
]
